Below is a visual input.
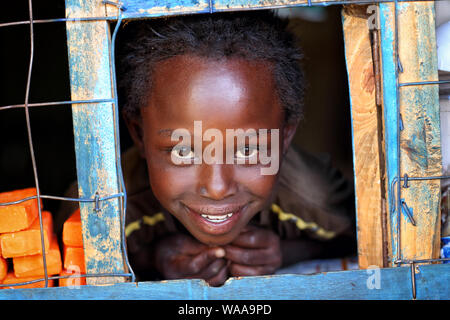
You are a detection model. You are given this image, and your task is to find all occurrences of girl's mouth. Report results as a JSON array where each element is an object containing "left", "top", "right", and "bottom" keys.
[
  {"left": 200, "top": 212, "right": 234, "bottom": 223},
  {"left": 182, "top": 203, "right": 247, "bottom": 235}
]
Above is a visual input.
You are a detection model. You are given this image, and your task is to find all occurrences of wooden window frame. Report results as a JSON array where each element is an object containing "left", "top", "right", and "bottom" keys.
[{"left": 0, "top": 0, "right": 448, "bottom": 299}]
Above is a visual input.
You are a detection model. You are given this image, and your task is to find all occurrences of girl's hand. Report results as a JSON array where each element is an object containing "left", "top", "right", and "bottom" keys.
[
  {"left": 153, "top": 233, "right": 228, "bottom": 286},
  {"left": 224, "top": 225, "right": 282, "bottom": 276}
]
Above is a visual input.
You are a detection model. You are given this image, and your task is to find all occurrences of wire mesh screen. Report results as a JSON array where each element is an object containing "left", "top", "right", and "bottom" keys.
[
  {"left": 0, "top": 0, "right": 134, "bottom": 288},
  {"left": 0, "top": 0, "right": 448, "bottom": 291}
]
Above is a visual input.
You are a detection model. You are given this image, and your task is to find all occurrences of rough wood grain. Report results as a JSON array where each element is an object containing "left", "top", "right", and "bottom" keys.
[
  {"left": 101, "top": 0, "right": 368, "bottom": 19},
  {"left": 65, "top": 0, "right": 126, "bottom": 285},
  {"left": 106, "top": 0, "right": 210, "bottom": 18},
  {"left": 397, "top": 2, "right": 442, "bottom": 263},
  {"left": 342, "top": 6, "right": 385, "bottom": 269},
  {"left": 379, "top": 1, "right": 442, "bottom": 264}
]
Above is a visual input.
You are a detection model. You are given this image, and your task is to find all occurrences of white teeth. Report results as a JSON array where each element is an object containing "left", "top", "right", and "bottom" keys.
[{"left": 201, "top": 212, "right": 234, "bottom": 223}]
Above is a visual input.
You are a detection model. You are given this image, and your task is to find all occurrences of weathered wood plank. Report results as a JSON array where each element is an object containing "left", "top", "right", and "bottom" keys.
[
  {"left": 396, "top": 2, "right": 441, "bottom": 262},
  {"left": 212, "top": 0, "right": 341, "bottom": 12},
  {"left": 108, "top": 0, "right": 210, "bottom": 18},
  {"left": 379, "top": 1, "right": 442, "bottom": 264},
  {"left": 0, "top": 264, "right": 448, "bottom": 300},
  {"left": 103, "top": 0, "right": 359, "bottom": 19},
  {"left": 65, "top": 0, "right": 127, "bottom": 284},
  {"left": 342, "top": 5, "right": 385, "bottom": 269}
]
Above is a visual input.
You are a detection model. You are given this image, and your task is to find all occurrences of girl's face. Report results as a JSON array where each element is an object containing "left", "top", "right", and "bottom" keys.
[{"left": 127, "top": 55, "right": 297, "bottom": 245}]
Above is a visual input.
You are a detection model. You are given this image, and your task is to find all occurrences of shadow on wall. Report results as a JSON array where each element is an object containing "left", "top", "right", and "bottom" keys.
[{"left": 280, "top": 6, "right": 354, "bottom": 181}]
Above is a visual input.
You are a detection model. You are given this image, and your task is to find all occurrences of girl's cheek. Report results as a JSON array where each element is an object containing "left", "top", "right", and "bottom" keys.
[
  {"left": 148, "top": 163, "right": 197, "bottom": 199},
  {"left": 234, "top": 166, "right": 277, "bottom": 197}
]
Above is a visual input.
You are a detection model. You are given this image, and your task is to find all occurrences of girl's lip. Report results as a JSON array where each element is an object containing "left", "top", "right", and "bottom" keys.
[{"left": 184, "top": 204, "right": 246, "bottom": 235}]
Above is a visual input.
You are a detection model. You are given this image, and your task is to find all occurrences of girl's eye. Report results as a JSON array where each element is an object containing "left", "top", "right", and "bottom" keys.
[
  {"left": 235, "top": 145, "right": 258, "bottom": 159},
  {"left": 171, "top": 146, "right": 194, "bottom": 159}
]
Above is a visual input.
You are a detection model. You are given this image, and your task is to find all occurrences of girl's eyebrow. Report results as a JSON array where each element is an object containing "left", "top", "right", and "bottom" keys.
[{"left": 157, "top": 128, "right": 276, "bottom": 137}]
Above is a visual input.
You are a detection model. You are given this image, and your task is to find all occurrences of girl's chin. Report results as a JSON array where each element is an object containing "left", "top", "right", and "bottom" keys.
[
  {"left": 186, "top": 224, "right": 244, "bottom": 246},
  {"left": 193, "top": 234, "right": 237, "bottom": 246}
]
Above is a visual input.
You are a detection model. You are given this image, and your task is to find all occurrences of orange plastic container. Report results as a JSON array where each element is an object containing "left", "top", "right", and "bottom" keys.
[
  {"left": 13, "top": 239, "right": 62, "bottom": 278},
  {"left": 0, "top": 211, "right": 53, "bottom": 258},
  {"left": 63, "top": 246, "right": 86, "bottom": 273},
  {"left": 1, "top": 272, "right": 54, "bottom": 289},
  {"left": 58, "top": 269, "right": 86, "bottom": 287},
  {"left": 62, "top": 209, "right": 83, "bottom": 247},
  {"left": 0, "top": 188, "right": 43, "bottom": 233}
]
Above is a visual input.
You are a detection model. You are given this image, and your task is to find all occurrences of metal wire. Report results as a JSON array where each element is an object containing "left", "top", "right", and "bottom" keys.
[
  {"left": 389, "top": 175, "right": 450, "bottom": 215},
  {"left": 107, "top": 2, "right": 136, "bottom": 283},
  {"left": 410, "top": 261, "right": 416, "bottom": 299},
  {"left": 0, "top": 193, "right": 125, "bottom": 206},
  {"left": 0, "top": 272, "right": 133, "bottom": 289},
  {"left": 394, "top": 0, "right": 402, "bottom": 266},
  {"left": 22, "top": 0, "right": 49, "bottom": 288},
  {"left": 0, "top": 99, "right": 115, "bottom": 112},
  {"left": 395, "top": 257, "right": 450, "bottom": 265},
  {"left": 0, "top": 16, "right": 119, "bottom": 28},
  {"left": 399, "top": 80, "right": 450, "bottom": 87}
]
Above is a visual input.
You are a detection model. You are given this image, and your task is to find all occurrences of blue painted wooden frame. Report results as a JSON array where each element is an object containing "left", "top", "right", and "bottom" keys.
[
  {"left": 116, "top": 0, "right": 340, "bottom": 19},
  {"left": 0, "top": 264, "right": 449, "bottom": 299},
  {"left": 1, "top": 0, "right": 445, "bottom": 299},
  {"left": 379, "top": 2, "right": 401, "bottom": 262},
  {"left": 379, "top": 2, "right": 442, "bottom": 264},
  {"left": 65, "top": 0, "right": 128, "bottom": 285}
]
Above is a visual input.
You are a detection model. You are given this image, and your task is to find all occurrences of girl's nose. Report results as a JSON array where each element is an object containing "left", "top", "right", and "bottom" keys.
[{"left": 197, "top": 164, "right": 237, "bottom": 200}]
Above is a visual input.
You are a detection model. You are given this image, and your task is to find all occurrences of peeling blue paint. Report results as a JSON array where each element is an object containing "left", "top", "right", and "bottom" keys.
[
  {"left": 380, "top": 3, "right": 400, "bottom": 263},
  {"left": 66, "top": 0, "right": 126, "bottom": 279},
  {"left": 0, "top": 264, "right": 448, "bottom": 300}
]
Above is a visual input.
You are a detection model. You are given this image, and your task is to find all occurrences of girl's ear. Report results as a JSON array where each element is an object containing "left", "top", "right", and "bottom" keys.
[
  {"left": 282, "top": 120, "right": 299, "bottom": 155},
  {"left": 123, "top": 112, "right": 146, "bottom": 158}
]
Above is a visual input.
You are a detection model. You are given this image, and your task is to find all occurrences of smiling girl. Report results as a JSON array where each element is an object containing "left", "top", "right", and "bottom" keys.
[{"left": 57, "top": 10, "right": 356, "bottom": 286}]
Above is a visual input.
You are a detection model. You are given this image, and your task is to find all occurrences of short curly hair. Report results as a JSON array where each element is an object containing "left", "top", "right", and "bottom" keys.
[{"left": 116, "top": 10, "right": 305, "bottom": 124}]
